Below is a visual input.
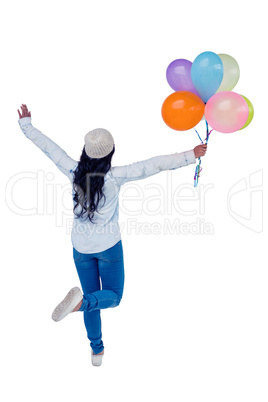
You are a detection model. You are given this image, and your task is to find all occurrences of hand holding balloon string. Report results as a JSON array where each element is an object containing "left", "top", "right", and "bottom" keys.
[
  {"left": 193, "top": 121, "right": 212, "bottom": 186},
  {"left": 194, "top": 143, "right": 207, "bottom": 158},
  {"left": 193, "top": 142, "right": 207, "bottom": 187}
]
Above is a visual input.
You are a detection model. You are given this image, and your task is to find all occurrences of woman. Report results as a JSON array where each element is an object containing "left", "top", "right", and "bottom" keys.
[{"left": 17, "top": 104, "right": 207, "bottom": 366}]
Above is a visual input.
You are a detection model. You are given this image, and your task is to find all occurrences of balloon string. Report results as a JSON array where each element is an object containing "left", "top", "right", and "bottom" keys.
[
  {"left": 205, "top": 120, "right": 209, "bottom": 138},
  {"left": 194, "top": 129, "right": 204, "bottom": 144},
  {"left": 194, "top": 158, "right": 202, "bottom": 187},
  {"left": 194, "top": 128, "right": 203, "bottom": 187},
  {"left": 194, "top": 120, "right": 213, "bottom": 186},
  {"left": 205, "top": 129, "right": 213, "bottom": 144}
]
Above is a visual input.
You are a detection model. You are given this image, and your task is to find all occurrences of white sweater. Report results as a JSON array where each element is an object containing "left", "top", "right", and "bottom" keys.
[{"left": 18, "top": 117, "right": 196, "bottom": 253}]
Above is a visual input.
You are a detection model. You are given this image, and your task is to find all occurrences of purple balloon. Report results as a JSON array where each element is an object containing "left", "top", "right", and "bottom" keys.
[{"left": 166, "top": 59, "right": 200, "bottom": 97}]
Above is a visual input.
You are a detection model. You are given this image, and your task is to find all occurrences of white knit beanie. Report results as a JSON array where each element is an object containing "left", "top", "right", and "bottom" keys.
[{"left": 84, "top": 128, "right": 114, "bottom": 159}]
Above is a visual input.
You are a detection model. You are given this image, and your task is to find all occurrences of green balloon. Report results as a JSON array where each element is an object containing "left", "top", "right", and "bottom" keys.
[{"left": 240, "top": 95, "right": 254, "bottom": 130}]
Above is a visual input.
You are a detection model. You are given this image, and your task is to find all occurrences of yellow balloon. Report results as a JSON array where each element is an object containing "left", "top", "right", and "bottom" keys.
[
  {"left": 217, "top": 54, "right": 240, "bottom": 92},
  {"left": 239, "top": 95, "right": 254, "bottom": 130}
]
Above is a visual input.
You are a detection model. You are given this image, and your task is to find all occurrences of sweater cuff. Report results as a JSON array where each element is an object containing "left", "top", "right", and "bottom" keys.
[
  {"left": 184, "top": 149, "right": 196, "bottom": 165},
  {"left": 18, "top": 116, "right": 32, "bottom": 128}
]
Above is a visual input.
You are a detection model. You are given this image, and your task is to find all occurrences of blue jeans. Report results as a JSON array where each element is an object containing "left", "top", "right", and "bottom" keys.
[{"left": 73, "top": 240, "right": 124, "bottom": 354}]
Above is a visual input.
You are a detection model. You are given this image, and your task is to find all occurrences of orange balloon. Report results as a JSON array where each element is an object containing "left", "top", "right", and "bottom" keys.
[{"left": 161, "top": 91, "right": 205, "bottom": 131}]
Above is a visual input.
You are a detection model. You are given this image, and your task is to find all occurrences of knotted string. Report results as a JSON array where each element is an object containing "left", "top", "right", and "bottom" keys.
[{"left": 194, "top": 120, "right": 213, "bottom": 187}]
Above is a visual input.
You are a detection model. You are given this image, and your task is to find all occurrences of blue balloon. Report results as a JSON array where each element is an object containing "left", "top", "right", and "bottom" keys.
[{"left": 191, "top": 52, "right": 223, "bottom": 103}]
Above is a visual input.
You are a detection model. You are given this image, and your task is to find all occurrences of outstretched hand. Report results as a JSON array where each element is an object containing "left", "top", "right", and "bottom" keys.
[
  {"left": 194, "top": 144, "right": 207, "bottom": 158},
  {"left": 18, "top": 104, "right": 31, "bottom": 119}
]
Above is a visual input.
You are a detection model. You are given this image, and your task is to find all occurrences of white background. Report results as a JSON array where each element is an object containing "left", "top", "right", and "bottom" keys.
[{"left": 1, "top": 1, "right": 267, "bottom": 401}]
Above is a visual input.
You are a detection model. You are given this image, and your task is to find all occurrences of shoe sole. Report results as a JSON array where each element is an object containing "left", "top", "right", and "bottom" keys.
[{"left": 52, "top": 287, "right": 83, "bottom": 322}]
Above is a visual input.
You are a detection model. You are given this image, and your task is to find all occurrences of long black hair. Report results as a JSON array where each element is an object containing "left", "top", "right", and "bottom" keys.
[{"left": 72, "top": 145, "right": 115, "bottom": 223}]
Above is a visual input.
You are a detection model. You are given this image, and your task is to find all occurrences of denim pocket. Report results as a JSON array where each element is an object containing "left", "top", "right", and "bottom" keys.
[{"left": 100, "top": 241, "right": 122, "bottom": 263}]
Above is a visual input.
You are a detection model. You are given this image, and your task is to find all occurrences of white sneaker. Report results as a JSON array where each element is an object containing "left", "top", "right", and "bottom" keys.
[
  {"left": 91, "top": 349, "right": 104, "bottom": 367},
  {"left": 52, "top": 287, "right": 83, "bottom": 322}
]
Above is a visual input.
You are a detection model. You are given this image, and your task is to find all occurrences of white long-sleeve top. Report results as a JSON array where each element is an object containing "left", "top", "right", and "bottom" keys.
[{"left": 18, "top": 117, "right": 196, "bottom": 253}]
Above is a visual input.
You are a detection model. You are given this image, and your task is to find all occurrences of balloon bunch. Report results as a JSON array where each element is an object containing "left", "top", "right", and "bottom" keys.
[{"left": 161, "top": 51, "right": 254, "bottom": 186}]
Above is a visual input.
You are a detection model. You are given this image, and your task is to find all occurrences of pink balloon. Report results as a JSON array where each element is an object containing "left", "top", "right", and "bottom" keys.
[{"left": 205, "top": 91, "right": 249, "bottom": 133}]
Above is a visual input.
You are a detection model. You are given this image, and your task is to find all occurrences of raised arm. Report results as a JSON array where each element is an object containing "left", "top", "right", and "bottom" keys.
[
  {"left": 110, "top": 149, "right": 197, "bottom": 187},
  {"left": 17, "top": 105, "right": 77, "bottom": 180}
]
